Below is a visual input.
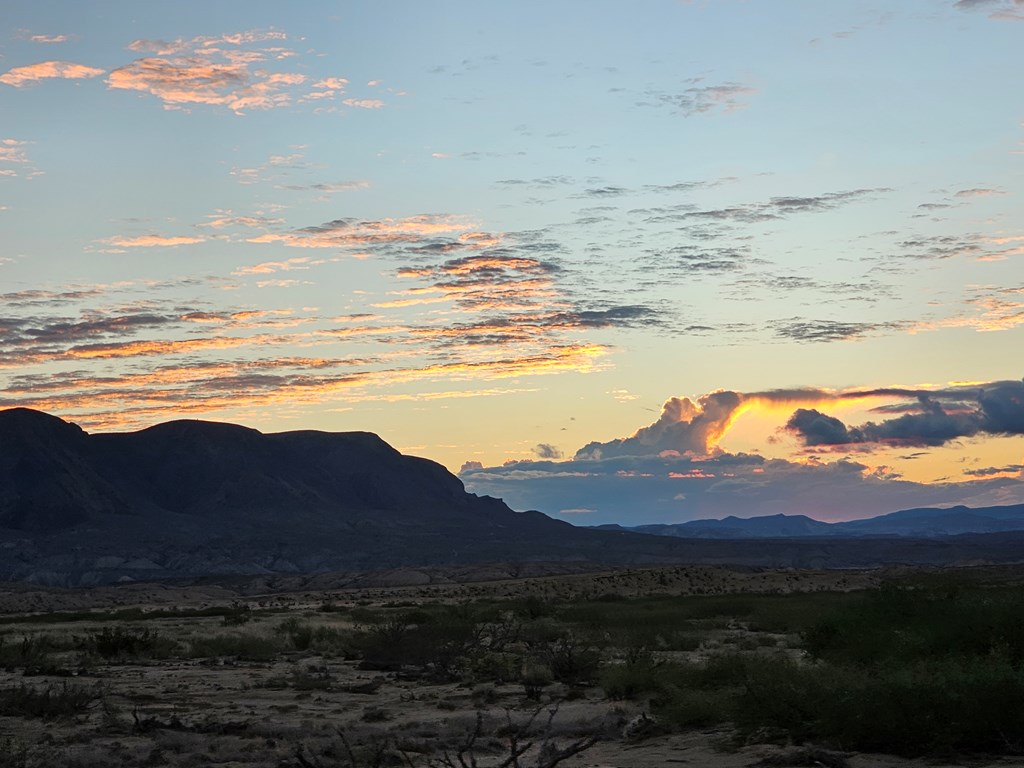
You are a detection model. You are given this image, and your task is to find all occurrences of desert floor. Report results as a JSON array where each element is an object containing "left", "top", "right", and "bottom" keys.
[{"left": 3, "top": 563, "right": 1023, "bottom": 768}]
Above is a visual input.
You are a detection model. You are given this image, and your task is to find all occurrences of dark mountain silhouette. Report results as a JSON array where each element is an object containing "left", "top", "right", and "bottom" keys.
[
  {"left": 614, "top": 503, "right": 1024, "bottom": 539},
  {"left": 4, "top": 408, "right": 1024, "bottom": 587}
]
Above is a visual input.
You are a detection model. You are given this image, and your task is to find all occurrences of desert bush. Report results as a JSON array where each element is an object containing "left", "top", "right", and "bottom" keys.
[
  {"left": 803, "top": 583, "right": 1024, "bottom": 666},
  {"left": 0, "top": 634, "right": 59, "bottom": 671},
  {"left": 600, "top": 660, "right": 661, "bottom": 700},
  {"left": 0, "top": 682, "right": 102, "bottom": 720},
  {"left": 468, "top": 650, "right": 521, "bottom": 684},
  {"left": 538, "top": 633, "right": 602, "bottom": 684},
  {"left": 290, "top": 666, "right": 334, "bottom": 691},
  {"left": 277, "top": 619, "right": 354, "bottom": 655},
  {"left": 354, "top": 608, "right": 483, "bottom": 680},
  {"left": 186, "top": 632, "right": 283, "bottom": 661},
  {"left": 734, "top": 654, "right": 1024, "bottom": 755},
  {"left": 521, "top": 665, "right": 554, "bottom": 700},
  {"left": 88, "top": 626, "right": 178, "bottom": 660}
]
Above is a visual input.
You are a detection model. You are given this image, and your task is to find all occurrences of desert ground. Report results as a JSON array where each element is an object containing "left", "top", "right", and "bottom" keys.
[{"left": 3, "top": 563, "right": 1024, "bottom": 768}]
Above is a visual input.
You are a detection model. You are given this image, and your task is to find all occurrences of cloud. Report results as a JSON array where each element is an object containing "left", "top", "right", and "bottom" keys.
[
  {"left": 104, "top": 30, "right": 364, "bottom": 114},
  {"left": 0, "top": 138, "right": 30, "bottom": 166},
  {"left": 279, "top": 180, "right": 370, "bottom": 193},
  {"left": 533, "top": 443, "right": 564, "bottom": 460},
  {"left": 955, "top": 187, "right": 1005, "bottom": 197},
  {"left": 954, "top": 0, "right": 1024, "bottom": 20},
  {"left": 461, "top": 449, "right": 1024, "bottom": 525},
  {"left": 0, "top": 60, "right": 104, "bottom": 87},
  {"left": 342, "top": 98, "right": 385, "bottom": 109},
  {"left": 28, "top": 34, "right": 70, "bottom": 44},
  {"left": 785, "top": 380, "right": 1024, "bottom": 447},
  {"left": 248, "top": 215, "right": 476, "bottom": 250},
  {"left": 576, "top": 392, "right": 744, "bottom": 460},
  {"left": 102, "top": 234, "right": 206, "bottom": 248},
  {"left": 108, "top": 56, "right": 304, "bottom": 113},
  {"left": 460, "top": 380, "right": 1024, "bottom": 524},
  {"left": 680, "top": 189, "right": 885, "bottom": 224},
  {"left": 771, "top": 318, "right": 907, "bottom": 342},
  {"left": 642, "top": 81, "right": 757, "bottom": 117}
]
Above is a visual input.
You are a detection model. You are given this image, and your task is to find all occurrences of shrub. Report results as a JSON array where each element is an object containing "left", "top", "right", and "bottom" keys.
[
  {"left": 89, "top": 626, "right": 178, "bottom": 660},
  {"left": 0, "top": 682, "right": 102, "bottom": 720},
  {"left": 186, "top": 632, "right": 283, "bottom": 661},
  {"left": 355, "top": 609, "right": 482, "bottom": 680}
]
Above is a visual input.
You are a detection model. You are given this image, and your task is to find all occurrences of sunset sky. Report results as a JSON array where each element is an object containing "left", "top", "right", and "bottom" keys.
[{"left": 2, "top": 1, "right": 1022, "bottom": 524}]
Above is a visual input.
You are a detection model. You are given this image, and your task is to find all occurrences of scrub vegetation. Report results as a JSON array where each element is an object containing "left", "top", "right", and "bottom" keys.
[{"left": 1, "top": 565, "right": 1021, "bottom": 766}]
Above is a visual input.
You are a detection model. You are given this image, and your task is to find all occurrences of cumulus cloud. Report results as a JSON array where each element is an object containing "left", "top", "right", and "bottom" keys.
[
  {"left": 460, "top": 380, "right": 1024, "bottom": 524},
  {"left": 0, "top": 60, "right": 104, "bottom": 87},
  {"left": 576, "top": 391, "right": 743, "bottom": 459},
  {"left": 461, "top": 449, "right": 1024, "bottom": 525},
  {"left": 786, "top": 380, "right": 1024, "bottom": 447}
]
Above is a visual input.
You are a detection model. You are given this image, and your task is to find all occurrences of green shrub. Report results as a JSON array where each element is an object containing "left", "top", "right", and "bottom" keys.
[{"left": 734, "top": 654, "right": 1024, "bottom": 755}]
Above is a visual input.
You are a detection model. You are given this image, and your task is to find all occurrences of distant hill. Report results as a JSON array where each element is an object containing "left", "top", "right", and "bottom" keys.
[
  {"left": 4, "top": 408, "right": 1024, "bottom": 586},
  {"left": 615, "top": 503, "right": 1024, "bottom": 539}
]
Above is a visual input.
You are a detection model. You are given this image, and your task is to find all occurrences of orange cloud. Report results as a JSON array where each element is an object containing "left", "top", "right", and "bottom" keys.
[
  {"left": 0, "top": 139, "right": 30, "bottom": 165},
  {"left": 248, "top": 215, "right": 475, "bottom": 249},
  {"left": 0, "top": 60, "right": 104, "bottom": 87},
  {"left": 103, "top": 234, "right": 206, "bottom": 248}
]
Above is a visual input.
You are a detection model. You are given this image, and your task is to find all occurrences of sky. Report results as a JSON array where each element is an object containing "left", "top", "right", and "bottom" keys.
[{"left": 1, "top": 0, "right": 1022, "bottom": 525}]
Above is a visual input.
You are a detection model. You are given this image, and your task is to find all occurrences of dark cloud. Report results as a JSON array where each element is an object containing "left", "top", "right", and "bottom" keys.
[
  {"left": 787, "top": 409, "right": 861, "bottom": 446},
  {"left": 964, "top": 464, "right": 1024, "bottom": 477},
  {"left": 574, "top": 186, "right": 630, "bottom": 198},
  {"left": 495, "top": 176, "right": 574, "bottom": 188},
  {"left": 681, "top": 189, "right": 885, "bottom": 224},
  {"left": 647, "top": 245, "right": 753, "bottom": 274},
  {"left": 896, "top": 234, "right": 985, "bottom": 260},
  {"left": 786, "top": 381, "right": 1024, "bottom": 447},
  {"left": 532, "top": 443, "right": 563, "bottom": 460},
  {"left": 771, "top": 318, "right": 906, "bottom": 342},
  {"left": 0, "top": 288, "right": 106, "bottom": 307},
  {"left": 0, "top": 312, "right": 176, "bottom": 347}
]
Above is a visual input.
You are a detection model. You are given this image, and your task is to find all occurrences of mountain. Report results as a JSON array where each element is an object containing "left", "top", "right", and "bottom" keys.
[
  {"left": 631, "top": 514, "right": 835, "bottom": 539},
  {"left": 5, "top": 408, "right": 1024, "bottom": 587},
  {"left": 0, "top": 408, "right": 589, "bottom": 584},
  {"left": 618, "top": 503, "right": 1024, "bottom": 540}
]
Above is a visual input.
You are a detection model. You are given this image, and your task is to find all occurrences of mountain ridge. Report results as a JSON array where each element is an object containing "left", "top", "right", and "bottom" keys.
[
  {"left": 4, "top": 408, "right": 1024, "bottom": 587},
  {"left": 611, "top": 503, "right": 1024, "bottom": 539}
]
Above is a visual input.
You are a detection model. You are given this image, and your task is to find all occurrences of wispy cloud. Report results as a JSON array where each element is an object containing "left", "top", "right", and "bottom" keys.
[
  {"left": 0, "top": 60, "right": 104, "bottom": 87},
  {"left": 101, "top": 234, "right": 206, "bottom": 249},
  {"left": 27, "top": 34, "right": 70, "bottom": 44},
  {"left": 104, "top": 29, "right": 379, "bottom": 114},
  {"left": 640, "top": 80, "right": 757, "bottom": 117},
  {"left": 248, "top": 215, "right": 477, "bottom": 250},
  {"left": 954, "top": 0, "right": 1024, "bottom": 21}
]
